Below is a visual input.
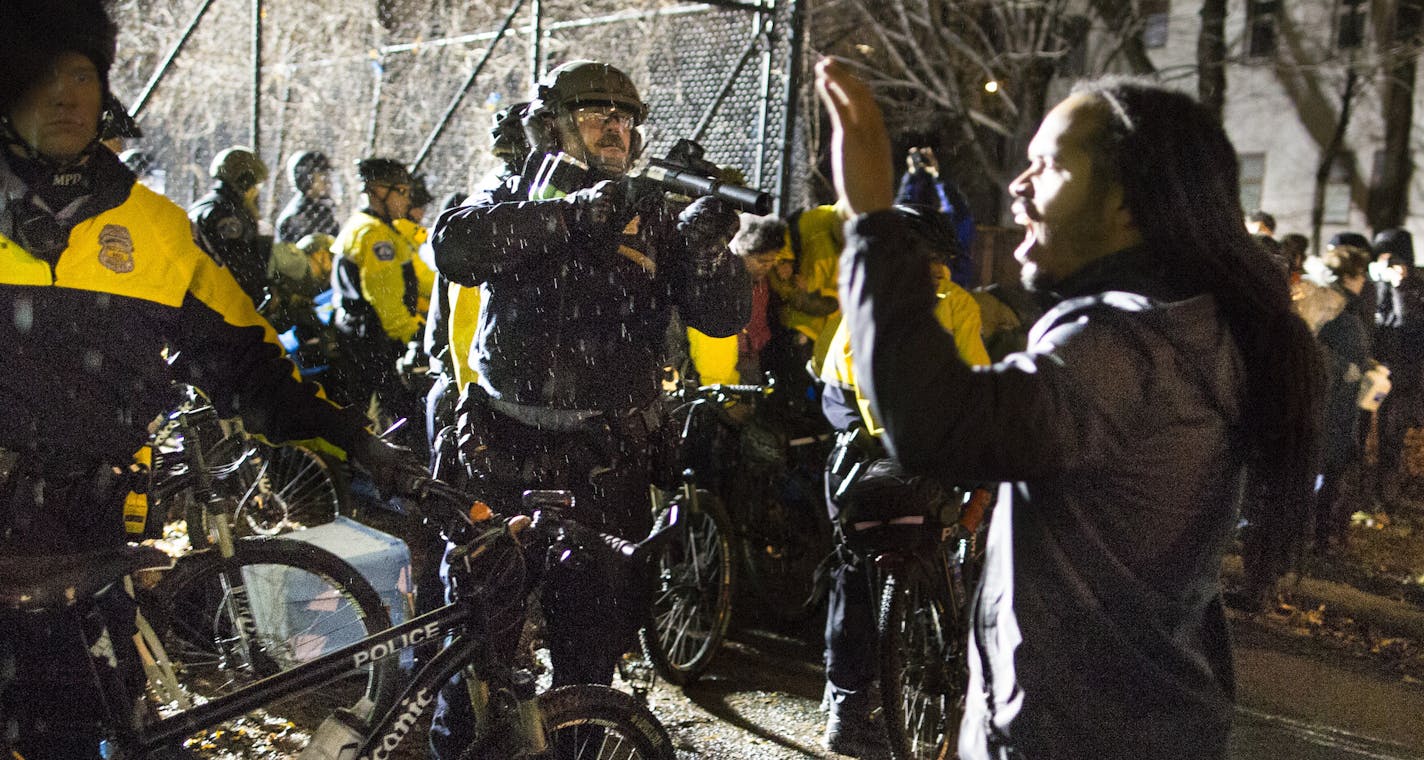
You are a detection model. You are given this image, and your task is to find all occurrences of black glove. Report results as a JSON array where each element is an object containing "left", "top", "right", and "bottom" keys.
[
  {"left": 677, "top": 196, "right": 739, "bottom": 274},
  {"left": 563, "top": 179, "right": 627, "bottom": 232},
  {"left": 349, "top": 433, "right": 428, "bottom": 499}
]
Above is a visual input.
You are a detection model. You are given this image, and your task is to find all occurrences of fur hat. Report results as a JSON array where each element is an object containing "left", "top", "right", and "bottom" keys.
[{"left": 1, "top": 0, "right": 117, "bottom": 115}]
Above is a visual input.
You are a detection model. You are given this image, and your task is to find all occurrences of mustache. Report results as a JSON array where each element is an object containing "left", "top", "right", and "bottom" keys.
[{"left": 596, "top": 136, "right": 626, "bottom": 149}]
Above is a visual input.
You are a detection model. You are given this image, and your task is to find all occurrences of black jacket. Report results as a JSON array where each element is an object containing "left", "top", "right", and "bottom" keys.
[
  {"left": 276, "top": 193, "right": 340, "bottom": 244},
  {"left": 841, "top": 211, "right": 1243, "bottom": 760},
  {"left": 188, "top": 183, "right": 270, "bottom": 308},
  {"left": 431, "top": 176, "right": 750, "bottom": 411}
]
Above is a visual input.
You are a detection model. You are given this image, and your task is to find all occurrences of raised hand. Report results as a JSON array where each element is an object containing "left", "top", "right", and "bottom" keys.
[{"left": 813, "top": 58, "right": 894, "bottom": 217}]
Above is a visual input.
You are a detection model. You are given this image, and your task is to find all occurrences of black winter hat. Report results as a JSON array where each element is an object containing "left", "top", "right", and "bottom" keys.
[
  {"left": 0, "top": 0, "right": 118, "bottom": 116},
  {"left": 1327, "top": 232, "right": 1372, "bottom": 254},
  {"left": 1373, "top": 228, "right": 1416, "bottom": 267}
]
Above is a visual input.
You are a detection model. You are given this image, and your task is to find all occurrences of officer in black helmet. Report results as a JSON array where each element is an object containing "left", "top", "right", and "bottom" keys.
[
  {"left": 188, "top": 144, "right": 272, "bottom": 308},
  {"left": 428, "top": 60, "right": 749, "bottom": 756},
  {"left": 330, "top": 157, "right": 425, "bottom": 428},
  {"left": 276, "top": 148, "right": 340, "bottom": 243}
]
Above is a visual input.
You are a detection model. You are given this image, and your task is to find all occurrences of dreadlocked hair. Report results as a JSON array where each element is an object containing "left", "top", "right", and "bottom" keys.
[{"left": 1071, "top": 77, "right": 1323, "bottom": 601}]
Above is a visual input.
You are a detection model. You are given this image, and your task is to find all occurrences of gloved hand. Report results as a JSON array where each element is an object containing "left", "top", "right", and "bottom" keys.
[
  {"left": 564, "top": 179, "right": 627, "bottom": 231},
  {"left": 349, "top": 432, "right": 428, "bottom": 500},
  {"left": 677, "top": 195, "right": 739, "bottom": 273}
]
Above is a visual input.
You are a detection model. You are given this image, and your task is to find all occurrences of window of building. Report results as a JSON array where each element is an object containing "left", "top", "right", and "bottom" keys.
[
  {"left": 1239, "top": 153, "right": 1266, "bottom": 213},
  {"left": 1324, "top": 152, "right": 1354, "bottom": 224},
  {"left": 1337, "top": 0, "right": 1367, "bottom": 50},
  {"left": 1246, "top": 0, "right": 1279, "bottom": 58},
  {"left": 1142, "top": 0, "right": 1170, "bottom": 49}
]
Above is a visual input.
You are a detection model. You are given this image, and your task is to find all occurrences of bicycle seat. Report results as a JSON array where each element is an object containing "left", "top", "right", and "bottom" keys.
[{"left": 0, "top": 546, "right": 173, "bottom": 612}]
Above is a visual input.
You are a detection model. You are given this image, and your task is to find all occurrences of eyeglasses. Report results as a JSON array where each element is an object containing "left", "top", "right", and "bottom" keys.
[{"left": 572, "top": 105, "right": 637, "bottom": 129}]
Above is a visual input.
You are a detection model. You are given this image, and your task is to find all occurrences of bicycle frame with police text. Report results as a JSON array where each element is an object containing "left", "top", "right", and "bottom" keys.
[{"left": 116, "top": 601, "right": 481, "bottom": 758}]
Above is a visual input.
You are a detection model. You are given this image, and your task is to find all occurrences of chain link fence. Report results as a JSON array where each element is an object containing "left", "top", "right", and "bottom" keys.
[{"left": 108, "top": 0, "right": 808, "bottom": 218}]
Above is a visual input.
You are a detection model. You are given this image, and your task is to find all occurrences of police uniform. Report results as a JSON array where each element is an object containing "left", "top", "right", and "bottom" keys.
[
  {"left": 331, "top": 209, "right": 424, "bottom": 412},
  {"left": 1, "top": 146, "right": 368, "bottom": 759},
  {"left": 188, "top": 183, "right": 270, "bottom": 308}
]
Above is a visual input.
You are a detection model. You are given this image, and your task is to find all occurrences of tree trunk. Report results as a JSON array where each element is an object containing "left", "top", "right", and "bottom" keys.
[
  {"left": 1368, "top": 1, "right": 1420, "bottom": 231},
  {"left": 1197, "top": 0, "right": 1227, "bottom": 120},
  {"left": 1312, "top": 67, "right": 1358, "bottom": 249}
]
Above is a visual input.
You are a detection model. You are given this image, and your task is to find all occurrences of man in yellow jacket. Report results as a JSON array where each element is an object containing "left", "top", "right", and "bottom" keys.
[{"left": 331, "top": 157, "right": 424, "bottom": 435}]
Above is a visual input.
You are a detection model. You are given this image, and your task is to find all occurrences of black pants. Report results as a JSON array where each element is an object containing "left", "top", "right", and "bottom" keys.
[
  {"left": 428, "top": 395, "right": 658, "bottom": 759},
  {"left": 0, "top": 468, "right": 143, "bottom": 760},
  {"left": 821, "top": 386, "right": 879, "bottom": 701}
]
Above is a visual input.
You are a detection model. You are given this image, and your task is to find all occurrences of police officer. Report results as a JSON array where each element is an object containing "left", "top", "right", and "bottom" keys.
[
  {"left": 188, "top": 145, "right": 272, "bottom": 308},
  {"left": 0, "top": 2, "right": 420, "bottom": 756},
  {"left": 276, "top": 149, "right": 340, "bottom": 244},
  {"left": 427, "top": 60, "right": 749, "bottom": 756},
  {"left": 330, "top": 157, "right": 424, "bottom": 428}
]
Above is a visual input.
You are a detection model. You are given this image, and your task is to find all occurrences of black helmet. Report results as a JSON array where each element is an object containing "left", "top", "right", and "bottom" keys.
[
  {"left": 209, "top": 146, "right": 269, "bottom": 192},
  {"left": 287, "top": 150, "right": 332, "bottom": 192},
  {"left": 531, "top": 61, "right": 647, "bottom": 124},
  {"left": 894, "top": 203, "right": 962, "bottom": 266},
  {"left": 523, "top": 60, "right": 646, "bottom": 170},
  {"left": 356, "top": 157, "right": 413, "bottom": 188}
]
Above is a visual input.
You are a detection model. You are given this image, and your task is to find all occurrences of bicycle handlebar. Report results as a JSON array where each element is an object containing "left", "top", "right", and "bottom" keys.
[{"left": 402, "top": 477, "right": 680, "bottom": 572}]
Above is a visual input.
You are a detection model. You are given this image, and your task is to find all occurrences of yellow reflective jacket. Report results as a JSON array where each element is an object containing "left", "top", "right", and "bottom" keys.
[
  {"left": 0, "top": 178, "right": 367, "bottom": 476},
  {"left": 333, "top": 211, "right": 423, "bottom": 342},
  {"left": 820, "top": 281, "right": 989, "bottom": 435}
]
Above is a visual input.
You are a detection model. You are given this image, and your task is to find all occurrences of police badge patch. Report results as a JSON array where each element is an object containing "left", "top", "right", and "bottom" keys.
[
  {"left": 97, "top": 224, "right": 135, "bottom": 273},
  {"left": 373, "top": 241, "right": 396, "bottom": 261}
]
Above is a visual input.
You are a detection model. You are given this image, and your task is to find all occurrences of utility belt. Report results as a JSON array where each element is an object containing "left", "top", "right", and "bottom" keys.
[
  {"left": 456, "top": 386, "right": 675, "bottom": 492},
  {"left": 483, "top": 391, "right": 666, "bottom": 441}
]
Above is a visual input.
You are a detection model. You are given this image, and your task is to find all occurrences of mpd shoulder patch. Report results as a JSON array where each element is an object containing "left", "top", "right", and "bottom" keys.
[{"left": 373, "top": 240, "right": 396, "bottom": 262}]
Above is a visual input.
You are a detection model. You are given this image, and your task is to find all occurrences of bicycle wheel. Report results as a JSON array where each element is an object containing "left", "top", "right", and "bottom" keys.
[
  {"left": 145, "top": 536, "right": 399, "bottom": 732},
  {"left": 736, "top": 468, "right": 834, "bottom": 622},
  {"left": 231, "top": 444, "right": 348, "bottom": 536},
  {"left": 878, "top": 565, "right": 966, "bottom": 760},
  {"left": 456, "top": 684, "right": 675, "bottom": 760},
  {"left": 639, "top": 489, "right": 734, "bottom": 686}
]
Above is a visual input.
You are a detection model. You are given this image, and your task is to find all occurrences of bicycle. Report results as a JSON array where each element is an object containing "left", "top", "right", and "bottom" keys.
[
  {"left": 147, "top": 385, "right": 347, "bottom": 550},
  {"left": 637, "top": 381, "right": 765, "bottom": 686},
  {"left": 0, "top": 480, "right": 678, "bottom": 759},
  {"left": 834, "top": 452, "right": 991, "bottom": 760},
  {"left": 728, "top": 386, "right": 837, "bottom": 624},
  {"left": 137, "top": 395, "right": 400, "bottom": 725}
]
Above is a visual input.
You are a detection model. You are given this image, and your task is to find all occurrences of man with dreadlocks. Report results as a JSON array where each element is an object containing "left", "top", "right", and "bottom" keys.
[{"left": 817, "top": 60, "right": 1321, "bottom": 760}]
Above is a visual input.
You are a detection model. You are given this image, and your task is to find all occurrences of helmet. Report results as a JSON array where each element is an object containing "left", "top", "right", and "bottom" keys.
[
  {"left": 286, "top": 150, "right": 332, "bottom": 192},
  {"left": 118, "top": 148, "right": 158, "bottom": 176},
  {"left": 523, "top": 60, "right": 646, "bottom": 169},
  {"left": 356, "top": 157, "right": 413, "bottom": 188},
  {"left": 893, "top": 204, "right": 962, "bottom": 266},
  {"left": 209, "top": 146, "right": 268, "bottom": 192}
]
